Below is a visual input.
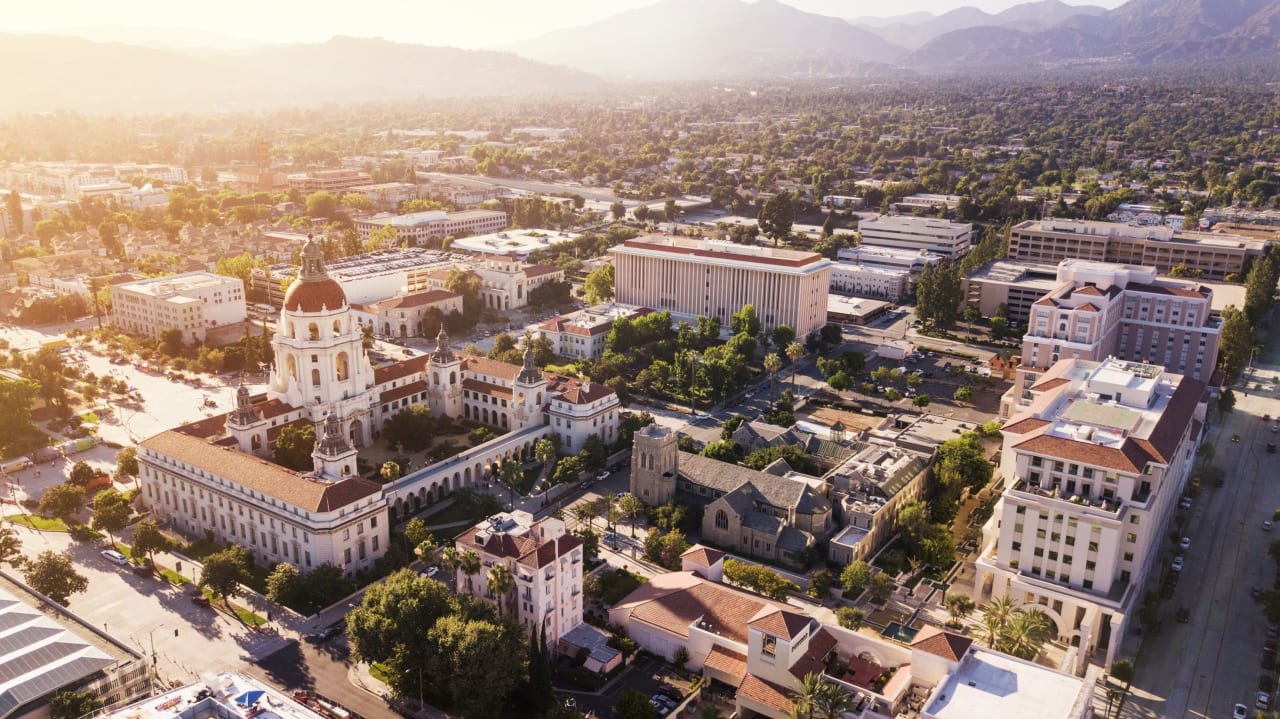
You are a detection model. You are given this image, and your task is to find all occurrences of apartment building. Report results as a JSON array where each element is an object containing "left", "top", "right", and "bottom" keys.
[
  {"left": 110, "top": 271, "right": 246, "bottom": 342},
  {"left": 286, "top": 169, "right": 373, "bottom": 193},
  {"left": 1009, "top": 219, "right": 1268, "bottom": 280},
  {"left": 858, "top": 216, "right": 975, "bottom": 259},
  {"left": 454, "top": 511, "right": 584, "bottom": 643},
  {"left": 609, "top": 235, "right": 831, "bottom": 339},
  {"left": 354, "top": 209, "right": 508, "bottom": 247},
  {"left": 1000, "top": 259, "right": 1220, "bottom": 416},
  {"left": 976, "top": 357, "right": 1206, "bottom": 670}
]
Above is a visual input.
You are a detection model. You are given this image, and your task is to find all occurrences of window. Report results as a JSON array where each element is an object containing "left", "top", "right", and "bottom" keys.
[
  {"left": 1123, "top": 552, "right": 1134, "bottom": 561},
  {"left": 1126, "top": 533, "right": 1137, "bottom": 543},
  {"left": 715, "top": 510, "right": 728, "bottom": 530},
  {"left": 762, "top": 635, "right": 776, "bottom": 657}
]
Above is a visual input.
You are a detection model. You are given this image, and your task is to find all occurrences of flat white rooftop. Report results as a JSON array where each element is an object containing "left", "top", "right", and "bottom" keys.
[
  {"left": 451, "top": 228, "right": 580, "bottom": 256},
  {"left": 925, "top": 648, "right": 1092, "bottom": 719}
]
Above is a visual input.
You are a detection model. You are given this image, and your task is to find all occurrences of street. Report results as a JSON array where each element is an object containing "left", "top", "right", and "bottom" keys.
[{"left": 1126, "top": 373, "right": 1280, "bottom": 719}]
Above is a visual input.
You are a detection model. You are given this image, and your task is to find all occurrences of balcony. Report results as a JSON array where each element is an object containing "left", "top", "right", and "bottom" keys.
[{"left": 1010, "top": 479, "right": 1122, "bottom": 517}]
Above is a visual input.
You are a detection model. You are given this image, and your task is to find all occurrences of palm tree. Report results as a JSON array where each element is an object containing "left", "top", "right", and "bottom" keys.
[
  {"left": 487, "top": 563, "right": 515, "bottom": 619},
  {"left": 499, "top": 459, "right": 521, "bottom": 510},
  {"left": 789, "top": 672, "right": 824, "bottom": 719},
  {"left": 459, "top": 549, "right": 482, "bottom": 595},
  {"left": 945, "top": 595, "right": 976, "bottom": 627},
  {"left": 618, "top": 493, "right": 645, "bottom": 538},
  {"left": 439, "top": 546, "right": 461, "bottom": 578},
  {"left": 764, "top": 352, "right": 783, "bottom": 409},
  {"left": 1110, "top": 659, "right": 1136, "bottom": 719},
  {"left": 414, "top": 535, "right": 439, "bottom": 566},
  {"left": 1002, "top": 607, "right": 1054, "bottom": 660},
  {"left": 572, "top": 501, "right": 600, "bottom": 531},
  {"left": 813, "top": 679, "right": 856, "bottom": 719},
  {"left": 535, "top": 437, "right": 557, "bottom": 478},
  {"left": 786, "top": 342, "right": 804, "bottom": 390}
]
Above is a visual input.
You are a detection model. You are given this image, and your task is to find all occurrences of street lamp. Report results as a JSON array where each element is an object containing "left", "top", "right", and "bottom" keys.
[{"left": 148, "top": 624, "right": 166, "bottom": 688}]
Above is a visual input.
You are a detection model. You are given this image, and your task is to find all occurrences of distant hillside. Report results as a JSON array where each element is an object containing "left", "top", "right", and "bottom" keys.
[
  {"left": 0, "top": 34, "right": 603, "bottom": 115},
  {"left": 502, "top": 0, "right": 907, "bottom": 81},
  {"left": 860, "top": 0, "right": 1106, "bottom": 50},
  {"left": 907, "top": 0, "right": 1280, "bottom": 68}
]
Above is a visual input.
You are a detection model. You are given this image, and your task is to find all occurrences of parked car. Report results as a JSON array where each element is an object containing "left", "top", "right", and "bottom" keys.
[
  {"left": 190, "top": 590, "right": 210, "bottom": 607},
  {"left": 595, "top": 469, "right": 610, "bottom": 481},
  {"left": 1179, "top": 497, "right": 1193, "bottom": 510},
  {"left": 1179, "top": 536, "right": 1192, "bottom": 551},
  {"left": 1171, "top": 556, "right": 1185, "bottom": 572},
  {"left": 1265, "top": 520, "right": 1274, "bottom": 532},
  {"left": 423, "top": 566, "right": 440, "bottom": 578},
  {"left": 1236, "top": 703, "right": 1250, "bottom": 719},
  {"left": 1258, "top": 692, "right": 1271, "bottom": 710},
  {"left": 656, "top": 685, "right": 684, "bottom": 701},
  {"left": 1176, "top": 607, "right": 1191, "bottom": 623},
  {"left": 306, "top": 625, "right": 343, "bottom": 643},
  {"left": 101, "top": 549, "right": 128, "bottom": 566}
]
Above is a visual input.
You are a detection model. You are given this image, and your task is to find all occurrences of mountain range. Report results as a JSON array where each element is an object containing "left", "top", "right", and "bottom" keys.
[
  {"left": 5, "top": 0, "right": 1280, "bottom": 115},
  {"left": 0, "top": 34, "right": 601, "bottom": 114}
]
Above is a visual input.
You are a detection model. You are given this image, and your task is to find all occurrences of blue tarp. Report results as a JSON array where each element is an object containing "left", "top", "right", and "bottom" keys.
[{"left": 233, "top": 690, "right": 265, "bottom": 707}]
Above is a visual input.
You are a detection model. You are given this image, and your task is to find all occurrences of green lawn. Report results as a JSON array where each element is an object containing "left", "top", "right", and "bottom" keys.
[
  {"left": 9, "top": 514, "right": 69, "bottom": 532},
  {"left": 369, "top": 662, "right": 391, "bottom": 684}
]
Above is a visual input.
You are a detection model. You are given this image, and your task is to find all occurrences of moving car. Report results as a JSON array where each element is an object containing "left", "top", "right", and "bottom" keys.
[
  {"left": 1176, "top": 607, "right": 1191, "bottom": 623},
  {"left": 101, "top": 549, "right": 128, "bottom": 566},
  {"left": 1179, "top": 497, "right": 1193, "bottom": 510},
  {"left": 595, "top": 469, "right": 610, "bottom": 481}
]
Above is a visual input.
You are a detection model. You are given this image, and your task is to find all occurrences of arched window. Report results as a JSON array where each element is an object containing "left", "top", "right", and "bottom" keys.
[
  {"left": 288, "top": 322, "right": 296, "bottom": 339},
  {"left": 433, "top": 371, "right": 441, "bottom": 386},
  {"left": 449, "top": 371, "right": 457, "bottom": 385},
  {"left": 311, "top": 368, "right": 321, "bottom": 387},
  {"left": 286, "top": 355, "right": 298, "bottom": 383},
  {"left": 715, "top": 510, "right": 729, "bottom": 530},
  {"left": 308, "top": 323, "right": 319, "bottom": 340},
  {"left": 333, "top": 320, "right": 342, "bottom": 337},
  {"left": 336, "top": 352, "right": 350, "bottom": 382}
]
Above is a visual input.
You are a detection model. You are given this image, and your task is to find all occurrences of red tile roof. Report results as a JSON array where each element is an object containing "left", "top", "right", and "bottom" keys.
[
  {"left": 549, "top": 377, "right": 616, "bottom": 404},
  {"left": 788, "top": 627, "right": 837, "bottom": 681},
  {"left": 703, "top": 645, "right": 748, "bottom": 686},
  {"left": 379, "top": 379, "right": 427, "bottom": 404},
  {"left": 374, "top": 355, "right": 430, "bottom": 385},
  {"left": 462, "top": 377, "right": 514, "bottom": 399},
  {"left": 680, "top": 545, "right": 726, "bottom": 567},
  {"left": 525, "top": 264, "right": 562, "bottom": 278},
  {"left": 737, "top": 674, "right": 793, "bottom": 714},
  {"left": 140, "top": 430, "right": 381, "bottom": 512},
  {"left": 748, "top": 609, "right": 811, "bottom": 640},
  {"left": 1126, "top": 281, "right": 1207, "bottom": 299},
  {"left": 1013, "top": 434, "right": 1146, "bottom": 474},
  {"left": 912, "top": 627, "right": 972, "bottom": 661},
  {"left": 462, "top": 356, "right": 521, "bottom": 382},
  {"left": 1030, "top": 377, "right": 1070, "bottom": 392},
  {"left": 1001, "top": 417, "right": 1051, "bottom": 434},
  {"left": 1076, "top": 303, "right": 1100, "bottom": 312},
  {"left": 378, "top": 289, "right": 461, "bottom": 309}
]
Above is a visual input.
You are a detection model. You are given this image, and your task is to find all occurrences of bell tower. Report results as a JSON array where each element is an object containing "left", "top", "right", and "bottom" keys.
[
  {"left": 630, "top": 424, "right": 678, "bottom": 505},
  {"left": 312, "top": 410, "right": 358, "bottom": 480},
  {"left": 427, "top": 327, "right": 462, "bottom": 419},
  {"left": 512, "top": 333, "right": 547, "bottom": 430},
  {"left": 226, "top": 381, "right": 267, "bottom": 457}
]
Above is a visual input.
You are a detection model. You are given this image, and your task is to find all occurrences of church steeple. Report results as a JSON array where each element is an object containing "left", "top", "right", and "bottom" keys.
[
  {"left": 517, "top": 332, "right": 542, "bottom": 385},
  {"left": 228, "top": 380, "right": 261, "bottom": 427},
  {"left": 432, "top": 326, "right": 455, "bottom": 363}
]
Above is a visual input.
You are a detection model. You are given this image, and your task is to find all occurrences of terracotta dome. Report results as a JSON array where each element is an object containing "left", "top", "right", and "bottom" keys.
[{"left": 282, "top": 277, "right": 348, "bottom": 313}]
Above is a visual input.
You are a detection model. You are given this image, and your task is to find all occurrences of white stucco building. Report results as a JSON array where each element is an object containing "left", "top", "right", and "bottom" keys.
[
  {"left": 455, "top": 511, "right": 584, "bottom": 644},
  {"left": 976, "top": 356, "right": 1206, "bottom": 670},
  {"left": 110, "top": 271, "right": 246, "bottom": 342},
  {"left": 354, "top": 209, "right": 508, "bottom": 246}
]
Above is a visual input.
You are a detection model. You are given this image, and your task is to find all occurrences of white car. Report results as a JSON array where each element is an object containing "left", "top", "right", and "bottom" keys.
[
  {"left": 1259, "top": 692, "right": 1271, "bottom": 710},
  {"left": 101, "top": 549, "right": 128, "bottom": 566},
  {"left": 1179, "top": 536, "right": 1192, "bottom": 551},
  {"left": 595, "top": 469, "right": 610, "bottom": 481},
  {"left": 1265, "top": 520, "right": 1274, "bottom": 532},
  {"left": 423, "top": 566, "right": 440, "bottom": 578},
  {"left": 1234, "top": 703, "right": 1250, "bottom": 719},
  {"left": 1171, "top": 556, "right": 1184, "bottom": 572}
]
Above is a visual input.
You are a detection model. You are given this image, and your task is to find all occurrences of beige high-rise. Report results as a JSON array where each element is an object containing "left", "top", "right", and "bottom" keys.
[{"left": 609, "top": 235, "right": 831, "bottom": 338}]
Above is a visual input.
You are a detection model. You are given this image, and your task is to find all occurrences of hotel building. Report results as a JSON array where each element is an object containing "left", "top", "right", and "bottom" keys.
[
  {"left": 976, "top": 357, "right": 1206, "bottom": 670},
  {"left": 609, "top": 235, "right": 831, "bottom": 339},
  {"left": 1008, "top": 218, "right": 1268, "bottom": 280},
  {"left": 1001, "top": 259, "right": 1220, "bottom": 416}
]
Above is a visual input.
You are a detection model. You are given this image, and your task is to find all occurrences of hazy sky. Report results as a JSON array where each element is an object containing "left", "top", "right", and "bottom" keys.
[{"left": 2, "top": 0, "right": 1129, "bottom": 48}]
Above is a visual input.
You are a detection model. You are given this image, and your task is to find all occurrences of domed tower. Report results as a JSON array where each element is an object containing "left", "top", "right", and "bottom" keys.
[
  {"left": 427, "top": 327, "right": 462, "bottom": 419},
  {"left": 630, "top": 424, "right": 678, "bottom": 505},
  {"left": 512, "top": 333, "right": 547, "bottom": 431},
  {"left": 312, "top": 410, "right": 357, "bottom": 480},
  {"left": 226, "top": 381, "right": 267, "bottom": 457},
  {"left": 269, "top": 235, "right": 375, "bottom": 446}
]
